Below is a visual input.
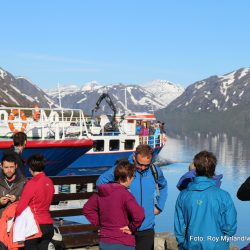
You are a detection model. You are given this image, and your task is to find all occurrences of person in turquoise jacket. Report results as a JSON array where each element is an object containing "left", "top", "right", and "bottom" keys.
[
  {"left": 174, "top": 150, "right": 237, "bottom": 250},
  {"left": 96, "top": 144, "right": 168, "bottom": 250}
]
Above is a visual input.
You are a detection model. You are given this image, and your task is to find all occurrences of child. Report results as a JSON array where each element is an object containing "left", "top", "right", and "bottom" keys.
[
  {"left": 83, "top": 160, "right": 145, "bottom": 250},
  {"left": 176, "top": 161, "right": 223, "bottom": 191}
]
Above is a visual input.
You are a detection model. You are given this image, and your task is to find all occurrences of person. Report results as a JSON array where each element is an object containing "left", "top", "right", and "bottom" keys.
[
  {"left": 148, "top": 122, "right": 155, "bottom": 136},
  {"left": 96, "top": 144, "right": 168, "bottom": 250},
  {"left": 159, "top": 122, "right": 166, "bottom": 134},
  {"left": 135, "top": 121, "right": 141, "bottom": 135},
  {"left": 237, "top": 176, "right": 250, "bottom": 201},
  {"left": 15, "top": 154, "right": 55, "bottom": 250},
  {"left": 174, "top": 151, "right": 237, "bottom": 250},
  {"left": 237, "top": 177, "right": 250, "bottom": 250},
  {"left": 83, "top": 160, "right": 145, "bottom": 250},
  {"left": 0, "top": 154, "right": 26, "bottom": 217},
  {"left": 176, "top": 161, "right": 223, "bottom": 191},
  {"left": 3, "top": 132, "right": 27, "bottom": 176}
]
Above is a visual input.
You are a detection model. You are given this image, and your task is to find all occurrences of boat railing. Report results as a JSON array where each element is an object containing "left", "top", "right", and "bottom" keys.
[
  {"left": 139, "top": 134, "right": 166, "bottom": 148},
  {"left": 0, "top": 107, "right": 89, "bottom": 140}
]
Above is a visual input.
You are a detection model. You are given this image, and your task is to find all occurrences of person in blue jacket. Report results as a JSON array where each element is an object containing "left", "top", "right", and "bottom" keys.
[
  {"left": 174, "top": 151, "right": 237, "bottom": 250},
  {"left": 176, "top": 162, "right": 223, "bottom": 191},
  {"left": 96, "top": 144, "right": 168, "bottom": 250}
]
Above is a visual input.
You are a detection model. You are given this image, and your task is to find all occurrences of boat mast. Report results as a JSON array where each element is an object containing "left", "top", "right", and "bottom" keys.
[{"left": 58, "top": 82, "right": 62, "bottom": 108}]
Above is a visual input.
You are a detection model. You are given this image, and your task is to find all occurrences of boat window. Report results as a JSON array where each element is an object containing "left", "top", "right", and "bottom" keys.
[
  {"left": 109, "top": 140, "right": 120, "bottom": 151},
  {"left": 93, "top": 140, "right": 104, "bottom": 152},
  {"left": 125, "top": 140, "right": 135, "bottom": 150}
]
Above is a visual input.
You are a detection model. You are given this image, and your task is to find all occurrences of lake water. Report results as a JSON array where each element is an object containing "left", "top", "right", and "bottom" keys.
[
  {"left": 155, "top": 134, "right": 250, "bottom": 248},
  {"left": 74, "top": 133, "right": 250, "bottom": 248}
]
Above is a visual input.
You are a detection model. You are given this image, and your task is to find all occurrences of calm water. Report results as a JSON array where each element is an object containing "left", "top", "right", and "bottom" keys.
[
  {"left": 156, "top": 134, "right": 250, "bottom": 248},
  {"left": 74, "top": 134, "right": 250, "bottom": 248}
]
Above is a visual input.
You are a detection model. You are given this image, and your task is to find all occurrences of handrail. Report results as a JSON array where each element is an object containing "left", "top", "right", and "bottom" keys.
[{"left": 0, "top": 107, "right": 89, "bottom": 140}]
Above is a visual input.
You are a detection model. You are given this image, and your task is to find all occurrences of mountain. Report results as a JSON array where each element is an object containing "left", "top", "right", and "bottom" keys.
[
  {"left": 0, "top": 67, "right": 54, "bottom": 107},
  {"left": 143, "top": 80, "right": 184, "bottom": 107},
  {"left": 47, "top": 80, "right": 184, "bottom": 115},
  {"left": 157, "top": 67, "right": 250, "bottom": 136},
  {"left": 0, "top": 66, "right": 184, "bottom": 114}
]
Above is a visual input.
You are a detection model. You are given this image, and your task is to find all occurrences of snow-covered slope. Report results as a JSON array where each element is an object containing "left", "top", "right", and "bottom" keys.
[
  {"left": 143, "top": 80, "right": 184, "bottom": 106},
  {"left": 0, "top": 67, "right": 55, "bottom": 107},
  {"left": 163, "top": 67, "right": 250, "bottom": 112}
]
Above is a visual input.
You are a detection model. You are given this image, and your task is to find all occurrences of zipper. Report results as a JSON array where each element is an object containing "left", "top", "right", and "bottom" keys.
[{"left": 140, "top": 173, "right": 142, "bottom": 206}]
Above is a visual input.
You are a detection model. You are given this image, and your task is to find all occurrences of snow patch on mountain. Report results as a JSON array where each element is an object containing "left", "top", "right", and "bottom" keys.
[
  {"left": 0, "top": 68, "right": 7, "bottom": 79},
  {"left": 219, "top": 71, "right": 235, "bottom": 85},
  {"left": 143, "top": 80, "right": 184, "bottom": 106},
  {"left": 81, "top": 81, "right": 103, "bottom": 91},
  {"left": 195, "top": 81, "right": 206, "bottom": 90},
  {"left": 238, "top": 68, "right": 250, "bottom": 79},
  {"left": 3, "top": 90, "right": 19, "bottom": 105}
]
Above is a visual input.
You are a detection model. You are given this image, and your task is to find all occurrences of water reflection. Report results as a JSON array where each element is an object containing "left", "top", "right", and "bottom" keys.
[{"left": 160, "top": 133, "right": 250, "bottom": 182}]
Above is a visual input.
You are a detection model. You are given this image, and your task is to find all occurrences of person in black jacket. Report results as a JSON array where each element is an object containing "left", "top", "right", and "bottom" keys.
[
  {"left": 3, "top": 132, "right": 27, "bottom": 176},
  {"left": 237, "top": 176, "right": 250, "bottom": 201}
]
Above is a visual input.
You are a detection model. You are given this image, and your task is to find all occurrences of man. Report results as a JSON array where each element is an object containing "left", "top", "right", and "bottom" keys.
[
  {"left": 4, "top": 132, "right": 27, "bottom": 176},
  {"left": 96, "top": 144, "right": 168, "bottom": 250},
  {"left": 16, "top": 153, "right": 55, "bottom": 249},
  {"left": 174, "top": 151, "right": 237, "bottom": 250},
  {"left": 0, "top": 154, "right": 26, "bottom": 217},
  {"left": 237, "top": 176, "right": 250, "bottom": 201}
]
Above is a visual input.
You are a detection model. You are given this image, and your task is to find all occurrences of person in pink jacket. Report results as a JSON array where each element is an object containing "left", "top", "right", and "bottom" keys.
[{"left": 83, "top": 160, "right": 145, "bottom": 250}]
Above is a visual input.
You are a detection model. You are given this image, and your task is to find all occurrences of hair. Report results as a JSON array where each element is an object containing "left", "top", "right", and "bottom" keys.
[
  {"left": 135, "top": 144, "right": 154, "bottom": 157},
  {"left": 114, "top": 159, "right": 135, "bottom": 183},
  {"left": 193, "top": 151, "right": 217, "bottom": 178},
  {"left": 27, "top": 153, "right": 45, "bottom": 172},
  {"left": 188, "top": 162, "right": 196, "bottom": 171},
  {"left": 1, "top": 154, "right": 18, "bottom": 165},
  {"left": 13, "top": 132, "right": 27, "bottom": 147}
]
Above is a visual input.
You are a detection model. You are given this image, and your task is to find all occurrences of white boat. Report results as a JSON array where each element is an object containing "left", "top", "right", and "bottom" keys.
[
  {"left": 57, "top": 94, "right": 167, "bottom": 176},
  {"left": 0, "top": 106, "right": 93, "bottom": 176}
]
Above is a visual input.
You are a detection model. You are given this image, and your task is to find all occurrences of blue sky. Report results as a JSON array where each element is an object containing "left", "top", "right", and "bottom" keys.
[{"left": 1, "top": 0, "right": 250, "bottom": 89}]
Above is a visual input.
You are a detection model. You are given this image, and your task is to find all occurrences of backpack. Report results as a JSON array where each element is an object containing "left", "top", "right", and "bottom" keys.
[{"left": 150, "top": 164, "right": 160, "bottom": 198}]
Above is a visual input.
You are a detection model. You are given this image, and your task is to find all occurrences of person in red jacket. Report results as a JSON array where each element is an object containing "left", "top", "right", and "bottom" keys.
[
  {"left": 83, "top": 160, "right": 145, "bottom": 250},
  {"left": 15, "top": 154, "right": 55, "bottom": 250}
]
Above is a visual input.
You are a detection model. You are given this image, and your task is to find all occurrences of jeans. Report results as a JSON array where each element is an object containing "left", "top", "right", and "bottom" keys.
[
  {"left": 24, "top": 224, "right": 54, "bottom": 250},
  {"left": 99, "top": 241, "right": 135, "bottom": 250}
]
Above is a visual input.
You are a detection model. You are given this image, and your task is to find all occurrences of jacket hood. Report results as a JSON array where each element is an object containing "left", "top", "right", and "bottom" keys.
[
  {"left": 187, "top": 176, "right": 216, "bottom": 191},
  {"left": 98, "top": 183, "right": 127, "bottom": 197}
]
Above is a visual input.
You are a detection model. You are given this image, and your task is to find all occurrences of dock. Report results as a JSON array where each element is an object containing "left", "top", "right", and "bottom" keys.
[{"left": 50, "top": 176, "right": 240, "bottom": 250}]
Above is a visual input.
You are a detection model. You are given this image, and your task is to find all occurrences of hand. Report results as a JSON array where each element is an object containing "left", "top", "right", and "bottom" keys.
[
  {"left": 7, "top": 195, "right": 16, "bottom": 203},
  {"left": 0, "top": 196, "right": 9, "bottom": 205},
  {"left": 154, "top": 207, "right": 160, "bottom": 215},
  {"left": 120, "top": 226, "right": 132, "bottom": 235}
]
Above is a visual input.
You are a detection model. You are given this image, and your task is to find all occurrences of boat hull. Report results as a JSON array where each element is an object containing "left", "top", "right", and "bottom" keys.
[
  {"left": 0, "top": 139, "right": 93, "bottom": 176},
  {"left": 57, "top": 146, "right": 163, "bottom": 176}
]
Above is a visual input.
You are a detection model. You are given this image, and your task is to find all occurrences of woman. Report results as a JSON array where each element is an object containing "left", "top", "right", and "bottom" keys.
[
  {"left": 15, "top": 154, "right": 54, "bottom": 250},
  {"left": 83, "top": 160, "right": 145, "bottom": 250}
]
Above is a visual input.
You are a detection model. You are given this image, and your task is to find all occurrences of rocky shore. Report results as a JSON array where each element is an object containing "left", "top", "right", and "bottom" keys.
[{"left": 66, "top": 232, "right": 240, "bottom": 250}]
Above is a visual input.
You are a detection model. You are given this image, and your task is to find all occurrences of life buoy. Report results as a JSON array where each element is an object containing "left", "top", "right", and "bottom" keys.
[
  {"left": 8, "top": 109, "right": 27, "bottom": 133},
  {"left": 33, "top": 105, "right": 40, "bottom": 121}
]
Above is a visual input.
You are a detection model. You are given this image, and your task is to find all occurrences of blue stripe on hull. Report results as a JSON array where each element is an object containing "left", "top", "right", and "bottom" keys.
[
  {"left": 57, "top": 147, "right": 163, "bottom": 176},
  {"left": 19, "top": 147, "right": 90, "bottom": 176}
]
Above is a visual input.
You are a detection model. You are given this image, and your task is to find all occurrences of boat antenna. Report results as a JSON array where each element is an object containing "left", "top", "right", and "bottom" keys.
[
  {"left": 124, "top": 87, "right": 128, "bottom": 112},
  {"left": 58, "top": 82, "right": 62, "bottom": 108}
]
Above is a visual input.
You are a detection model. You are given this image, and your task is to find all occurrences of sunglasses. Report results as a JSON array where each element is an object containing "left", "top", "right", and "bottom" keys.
[{"left": 134, "top": 158, "right": 151, "bottom": 168}]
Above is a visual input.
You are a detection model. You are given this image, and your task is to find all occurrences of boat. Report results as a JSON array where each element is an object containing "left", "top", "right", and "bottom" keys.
[
  {"left": 0, "top": 107, "right": 93, "bottom": 176},
  {"left": 57, "top": 93, "right": 167, "bottom": 176}
]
